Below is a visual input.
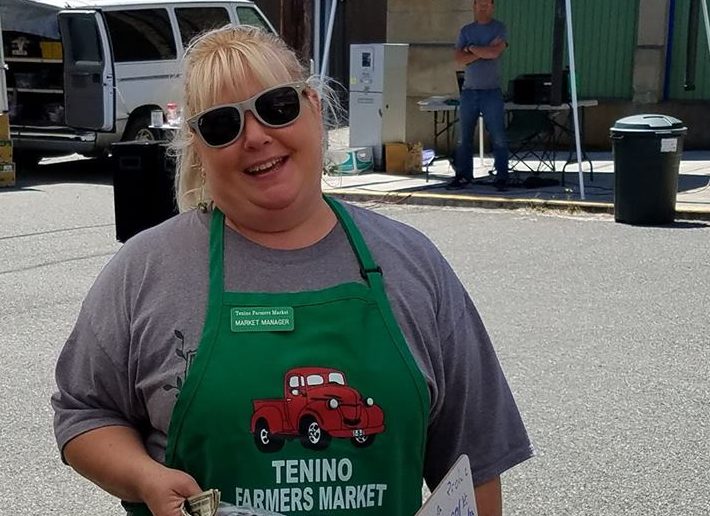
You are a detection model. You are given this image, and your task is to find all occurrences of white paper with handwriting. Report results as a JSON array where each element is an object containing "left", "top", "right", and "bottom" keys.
[{"left": 416, "top": 454, "right": 477, "bottom": 516}]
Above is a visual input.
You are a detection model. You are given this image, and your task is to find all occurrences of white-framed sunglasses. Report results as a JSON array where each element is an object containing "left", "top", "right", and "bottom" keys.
[{"left": 187, "top": 82, "right": 307, "bottom": 148}]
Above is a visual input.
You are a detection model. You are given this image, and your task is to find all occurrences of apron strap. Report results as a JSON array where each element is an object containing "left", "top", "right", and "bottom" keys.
[
  {"left": 324, "top": 196, "right": 383, "bottom": 283},
  {"left": 325, "top": 197, "right": 429, "bottom": 423},
  {"left": 209, "top": 207, "right": 226, "bottom": 296},
  {"left": 209, "top": 199, "right": 384, "bottom": 288}
]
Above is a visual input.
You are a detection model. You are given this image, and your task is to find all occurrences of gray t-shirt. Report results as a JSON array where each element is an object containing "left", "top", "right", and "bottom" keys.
[
  {"left": 52, "top": 202, "right": 532, "bottom": 488},
  {"left": 456, "top": 19, "right": 507, "bottom": 90}
]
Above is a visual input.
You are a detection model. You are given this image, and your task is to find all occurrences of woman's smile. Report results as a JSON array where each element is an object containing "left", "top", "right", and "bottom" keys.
[{"left": 243, "top": 155, "right": 289, "bottom": 177}]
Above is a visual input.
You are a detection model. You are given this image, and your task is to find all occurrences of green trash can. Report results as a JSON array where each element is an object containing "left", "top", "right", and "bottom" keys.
[{"left": 610, "top": 114, "right": 687, "bottom": 225}]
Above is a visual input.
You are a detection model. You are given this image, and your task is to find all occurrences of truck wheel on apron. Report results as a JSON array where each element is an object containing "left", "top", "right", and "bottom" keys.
[
  {"left": 299, "top": 416, "right": 331, "bottom": 450},
  {"left": 254, "top": 419, "right": 285, "bottom": 453},
  {"left": 351, "top": 434, "right": 376, "bottom": 448}
]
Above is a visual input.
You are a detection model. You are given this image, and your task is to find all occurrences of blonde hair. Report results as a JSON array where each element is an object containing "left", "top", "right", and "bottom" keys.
[{"left": 171, "top": 25, "right": 339, "bottom": 212}]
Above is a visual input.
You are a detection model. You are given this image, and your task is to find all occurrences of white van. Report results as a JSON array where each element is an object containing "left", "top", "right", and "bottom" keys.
[{"left": 0, "top": 0, "right": 275, "bottom": 165}]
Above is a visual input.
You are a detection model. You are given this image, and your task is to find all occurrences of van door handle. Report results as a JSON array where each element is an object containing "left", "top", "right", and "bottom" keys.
[{"left": 73, "top": 71, "right": 101, "bottom": 83}]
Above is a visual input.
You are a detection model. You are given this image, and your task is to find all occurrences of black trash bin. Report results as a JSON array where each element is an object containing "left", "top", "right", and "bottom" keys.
[
  {"left": 111, "top": 140, "right": 178, "bottom": 242},
  {"left": 610, "top": 114, "right": 687, "bottom": 225}
]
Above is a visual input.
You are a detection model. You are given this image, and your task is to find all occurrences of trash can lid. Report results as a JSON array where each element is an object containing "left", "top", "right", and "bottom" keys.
[{"left": 611, "top": 114, "right": 687, "bottom": 133}]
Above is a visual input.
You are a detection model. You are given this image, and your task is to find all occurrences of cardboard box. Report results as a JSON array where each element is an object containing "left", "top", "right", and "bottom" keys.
[
  {"left": 385, "top": 142, "right": 423, "bottom": 174},
  {"left": 40, "top": 41, "right": 63, "bottom": 60},
  {"left": 0, "top": 163, "right": 16, "bottom": 188},
  {"left": 0, "top": 113, "right": 9, "bottom": 140},
  {"left": 0, "top": 140, "right": 13, "bottom": 164},
  {"left": 327, "top": 147, "right": 373, "bottom": 175},
  {"left": 405, "top": 143, "right": 423, "bottom": 174},
  {"left": 385, "top": 143, "right": 408, "bottom": 174}
]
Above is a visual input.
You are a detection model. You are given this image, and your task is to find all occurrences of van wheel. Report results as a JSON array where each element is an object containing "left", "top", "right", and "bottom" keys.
[{"left": 123, "top": 113, "right": 159, "bottom": 142}]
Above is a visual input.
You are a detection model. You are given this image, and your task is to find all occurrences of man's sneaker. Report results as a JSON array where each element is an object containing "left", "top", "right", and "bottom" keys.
[{"left": 446, "top": 177, "right": 471, "bottom": 190}]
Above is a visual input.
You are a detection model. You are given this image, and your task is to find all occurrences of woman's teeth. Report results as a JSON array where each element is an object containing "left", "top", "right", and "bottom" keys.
[{"left": 246, "top": 157, "right": 284, "bottom": 175}]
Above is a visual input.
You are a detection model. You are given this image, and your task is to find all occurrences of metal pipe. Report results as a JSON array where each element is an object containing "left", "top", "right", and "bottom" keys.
[
  {"left": 551, "top": 0, "right": 566, "bottom": 105},
  {"left": 565, "top": 0, "right": 585, "bottom": 200},
  {"left": 663, "top": 0, "right": 677, "bottom": 101},
  {"left": 0, "top": 15, "right": 8, "bottom": 112},
  {"left": 685, "top": 0, "right": 700, "bottom": 90},
  {"left": 320, "top": 0, "right": 338, "bottom": 77},
  {"left": 701, "top": 0, "right": 710, "bottom": 56},
  {"left": 313, "top": 0, "right": 321, "bottom": 76},
  {"left": 478, "top": 116, "right": 484, "bottom": 168}
]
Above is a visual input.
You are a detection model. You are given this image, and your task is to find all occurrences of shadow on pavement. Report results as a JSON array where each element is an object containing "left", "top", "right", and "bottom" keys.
[
  {"left": 7, "top": 155, "right": 113, "bottom": 190},
  {"left": 670, "top": 221, "right": 710, "bottom": 229}
]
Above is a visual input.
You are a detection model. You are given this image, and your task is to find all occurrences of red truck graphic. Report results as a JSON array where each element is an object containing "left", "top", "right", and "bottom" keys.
[{"left": 250, "top": 367, "right": 385, "bottom": 452}]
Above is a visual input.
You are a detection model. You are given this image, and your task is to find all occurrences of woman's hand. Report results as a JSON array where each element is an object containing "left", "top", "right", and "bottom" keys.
[
  {"left": 140, "top": 464, "right": 203, "bottom": 516},
  {"left": 63, "top": 426, "right": 202, "bottom": 515}
]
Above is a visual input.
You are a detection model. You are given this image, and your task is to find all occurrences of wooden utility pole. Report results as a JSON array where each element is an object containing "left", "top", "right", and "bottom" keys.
[{"left": 279, "top": 0, "right": 313, "bottom": 64}]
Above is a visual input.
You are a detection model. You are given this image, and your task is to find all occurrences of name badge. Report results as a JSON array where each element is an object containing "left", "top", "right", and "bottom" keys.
[{"left": 231, "top": 307, "right": 295, "bottom": 333}]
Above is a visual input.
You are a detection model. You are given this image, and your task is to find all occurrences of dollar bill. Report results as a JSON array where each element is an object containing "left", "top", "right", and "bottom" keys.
[{"left": 182, "top": 489, "right": 221, "bottom": 516}]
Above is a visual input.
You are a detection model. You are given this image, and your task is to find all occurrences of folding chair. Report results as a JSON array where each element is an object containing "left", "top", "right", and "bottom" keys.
[{"left": 506, "top": 110, "right": 557, "bottom": 177}]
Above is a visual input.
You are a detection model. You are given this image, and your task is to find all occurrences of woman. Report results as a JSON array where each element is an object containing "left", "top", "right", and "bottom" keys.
[{"left": 52, "top": 26, "right": 533, "bottom": 516}]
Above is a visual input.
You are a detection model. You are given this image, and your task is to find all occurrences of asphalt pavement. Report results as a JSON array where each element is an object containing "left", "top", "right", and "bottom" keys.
[{"left": 1, "top": 155, "right": 709, "bottom": 515}]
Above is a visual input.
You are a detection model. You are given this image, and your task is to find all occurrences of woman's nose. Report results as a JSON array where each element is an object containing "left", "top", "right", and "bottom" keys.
[{"left": 241, "top": 111, "right": 272, "bottom": 148}]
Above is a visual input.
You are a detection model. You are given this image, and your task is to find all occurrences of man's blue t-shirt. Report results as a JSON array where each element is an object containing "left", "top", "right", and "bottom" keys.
[{"left": 456, "top": 19, "right": 507, "bottom": 90}]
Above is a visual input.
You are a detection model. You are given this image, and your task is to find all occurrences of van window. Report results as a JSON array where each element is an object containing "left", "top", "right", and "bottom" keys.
[
  {"left": 176, "top": 7, "right": 231, "bottom": 48},
  {"left": 63, "top": 17, "right": 103, "bottom": 63},
  {"left": 235, "top": 6, "right": 273, "bottom": 32},
  {"left": 104, "top": 9, "right": 177, "bottom": 62}
]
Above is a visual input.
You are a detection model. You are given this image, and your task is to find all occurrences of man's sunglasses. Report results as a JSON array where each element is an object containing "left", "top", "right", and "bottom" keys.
[{"left": 187, "top": 82, "right": 307, "bottom": 148}]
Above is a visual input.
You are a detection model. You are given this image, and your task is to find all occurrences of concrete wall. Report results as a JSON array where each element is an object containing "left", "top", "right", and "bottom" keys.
[
  {"left": 387, "top": 1, "right": 470, "bottom": 150},
  {"left": 633, "top": 0, "right": 671, "bottom": 104}
]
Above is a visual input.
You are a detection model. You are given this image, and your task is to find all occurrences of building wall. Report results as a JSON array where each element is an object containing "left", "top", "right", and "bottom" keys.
[
  {"left": 495, "top": 0, "right": 638, "bottom": 99},
  {"left": 387, "top": 0, "right": 467, "bottom": 152},
  {"left": 388, "top": 0, "right": 710, "bottom": 151}
]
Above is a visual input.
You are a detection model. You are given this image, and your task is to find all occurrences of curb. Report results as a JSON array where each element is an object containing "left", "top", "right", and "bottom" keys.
[{"left": 324, "top": 189, "right": 710, "bottom": 222}]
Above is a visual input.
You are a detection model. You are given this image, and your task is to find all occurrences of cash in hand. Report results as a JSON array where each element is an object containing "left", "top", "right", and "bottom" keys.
[{"left": 182, "top": 489, "right": 221, "bottom": 516}]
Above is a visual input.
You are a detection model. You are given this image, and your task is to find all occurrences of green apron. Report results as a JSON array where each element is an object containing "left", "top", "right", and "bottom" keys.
[{"left": 127, "top": 197, "right": 429, "bottom": 515}]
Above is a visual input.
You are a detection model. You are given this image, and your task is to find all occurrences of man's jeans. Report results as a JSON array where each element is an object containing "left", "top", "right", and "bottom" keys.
[{"left": 454, "top": 88, "right": 509, "bottom": 182}]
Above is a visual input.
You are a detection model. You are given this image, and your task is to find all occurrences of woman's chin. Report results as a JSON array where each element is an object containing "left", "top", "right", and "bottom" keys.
[{"left": 249, "top": 185, "right": 303, "bottom": 212}]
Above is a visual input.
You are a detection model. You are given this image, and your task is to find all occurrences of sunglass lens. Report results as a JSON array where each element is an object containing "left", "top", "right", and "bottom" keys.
[
  {"left": 198, "top": 107, "right": 241, "bottom": 147},
  {"left": 256, "top": 86, "right": 301, "bottom": 126}
]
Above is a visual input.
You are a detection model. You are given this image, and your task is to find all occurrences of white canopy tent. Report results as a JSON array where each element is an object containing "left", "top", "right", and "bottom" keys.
[
  {"left": 309, "top": 0, "right": 587, "bottom": 193},
  {"left": 306, "top": 1, "right": 710, "bottom": 202},
  {"left": 537, "top": 0, "right": 710, "bottom": 200},
  {"left": 475, "top": 0, "right": 586, "bottom": 198}
]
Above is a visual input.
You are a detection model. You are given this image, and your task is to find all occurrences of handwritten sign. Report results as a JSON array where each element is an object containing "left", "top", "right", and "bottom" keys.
[{"left": 415, "top": 455, "right": 477, "bottom": 516}]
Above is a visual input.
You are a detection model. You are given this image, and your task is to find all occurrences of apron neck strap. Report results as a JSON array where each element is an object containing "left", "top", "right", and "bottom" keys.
[
  {"left": 324, "top": 196, "right": 382, "bottom": 282},
  {"left": 208, "top": 198, "right": 383, "bottom": 293},
  {"left": 209, "top": 207, "right": 227, "bottom": 294}
]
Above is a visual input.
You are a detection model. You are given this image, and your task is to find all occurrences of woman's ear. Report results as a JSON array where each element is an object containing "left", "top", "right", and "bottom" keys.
[{"left": 304, "top": 88, "right": 322, "bottom": 116}]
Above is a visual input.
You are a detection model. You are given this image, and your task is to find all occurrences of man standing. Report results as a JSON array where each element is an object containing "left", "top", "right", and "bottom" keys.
[{"left": 449, "top": 0, "right": 509, "bottom": 191}]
